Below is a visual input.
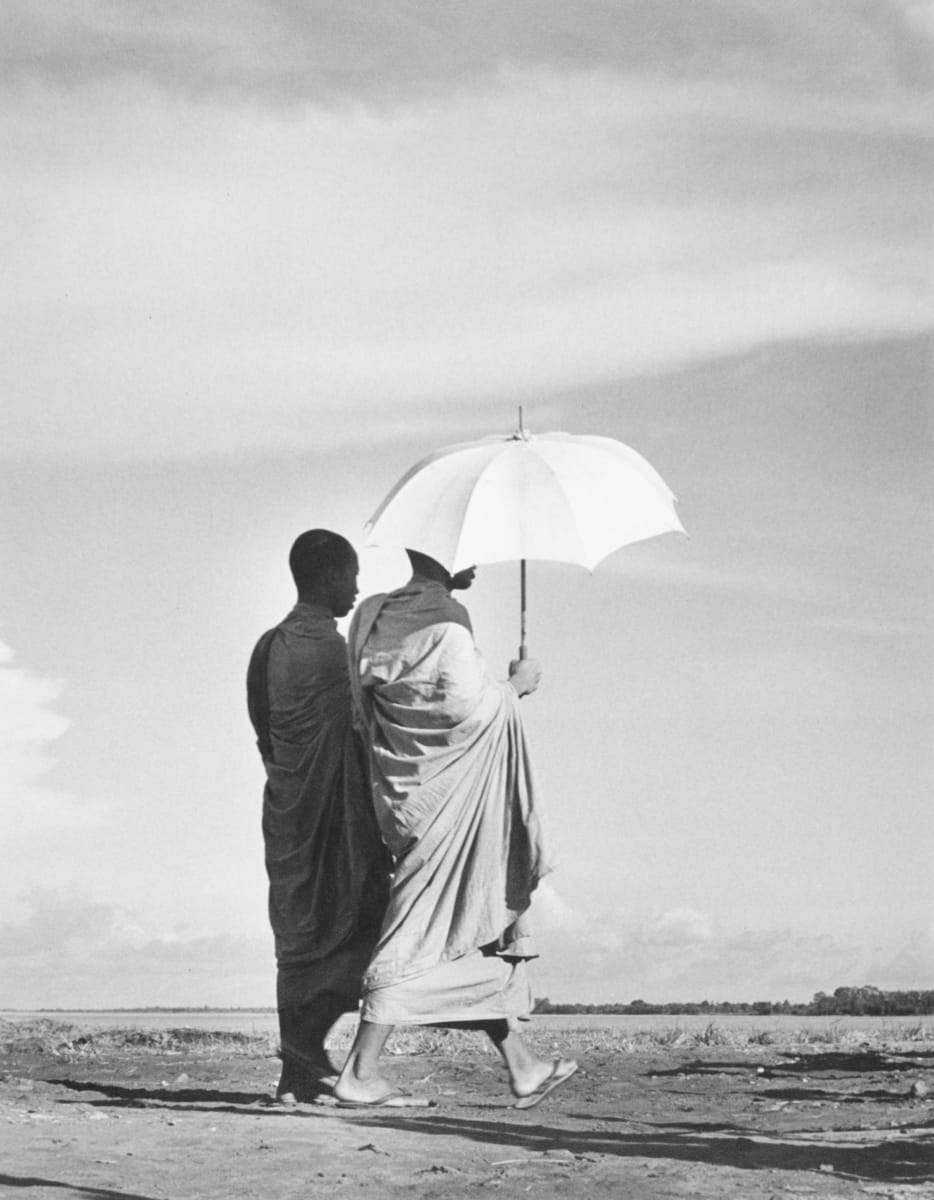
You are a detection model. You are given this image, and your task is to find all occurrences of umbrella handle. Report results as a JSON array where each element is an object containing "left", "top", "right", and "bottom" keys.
[{"left": 519, "top": 558, "right": 528, "bottom": 659}]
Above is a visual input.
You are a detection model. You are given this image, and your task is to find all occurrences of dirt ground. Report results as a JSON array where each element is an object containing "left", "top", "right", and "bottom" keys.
[{"left": 1, "top": 1037, "right": 932, "bottom": 1199}]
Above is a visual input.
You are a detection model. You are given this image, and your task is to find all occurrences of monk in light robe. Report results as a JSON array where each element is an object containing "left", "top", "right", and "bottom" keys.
[
  {"left": 247, "top": 530, "right": 390, "bottom": 1103},
  {"left": 333, "top": 550, "right": 577, "bottom": 1109}
]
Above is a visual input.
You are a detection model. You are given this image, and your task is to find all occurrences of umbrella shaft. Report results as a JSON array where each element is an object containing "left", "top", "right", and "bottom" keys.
[{"left": 519, "top": 559, "right": 527, "bottom": 659}]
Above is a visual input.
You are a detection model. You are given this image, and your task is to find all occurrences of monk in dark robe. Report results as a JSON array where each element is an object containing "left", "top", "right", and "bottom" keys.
[{"left": 247, "top": 530, "right": 389, "bottom": 1103}]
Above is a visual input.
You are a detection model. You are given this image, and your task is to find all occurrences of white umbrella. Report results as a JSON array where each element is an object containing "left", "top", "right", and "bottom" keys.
[{"left": 366, "top": 413, "right": 685, "bottom": 656}]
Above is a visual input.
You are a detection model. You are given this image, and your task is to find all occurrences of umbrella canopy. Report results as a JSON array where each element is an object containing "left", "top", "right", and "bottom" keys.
[{"left": 366, "top": 427, "right": 685, "bottom": 574}]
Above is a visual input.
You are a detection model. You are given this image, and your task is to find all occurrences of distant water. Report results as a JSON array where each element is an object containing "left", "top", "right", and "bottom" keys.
[{"left": 2, "top": 1010, "right": 930, "bottom": 1038}]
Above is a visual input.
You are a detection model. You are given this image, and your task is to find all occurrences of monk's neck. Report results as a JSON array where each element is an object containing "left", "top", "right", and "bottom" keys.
[{"left": 296, "top": 591, "right": 337, "bottom": 615}]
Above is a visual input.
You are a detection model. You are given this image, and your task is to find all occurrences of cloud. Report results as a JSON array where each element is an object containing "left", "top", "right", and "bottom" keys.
[
  {"left": 0, "top": 639, "right": 110, "bottom": 850},
  {"left": 0, "top": 639, "right": 71, "bottom": 824},
  {"left": 0, "top": 885, "right": 120, "bottom": 957},
  {"left": 0, "top": 639, "right": 67, "bottom": 745},
  {"left": 648, "top": 908, "right": 714, "bottom": 948},
  {"left": 3, "top": 884, "right": 929, "bottom": 1009},
  {"left": 811, "top": 615, "right": 933, "bottom": 639},
  {"left": 529, "top": 889, "right": 931, "bottom": 1003},
  {"left": 897, "top": 0, "right": 934, "bottom": 41},
  {"left": 2, "top": 0, "right": 930, "bottom": 105},
  {"left": 866, "top": 928, "right": 934, "bottom": 987},
  {"left": 599, "top": 550, "right": 829, "bottom": 599},
  {"left": 0, "top": 888, "right": 271, "bottom": 1008},
  {"left": 3, "top": 55, "right": 930, "bottom": 462},
  {"left": 1, "top": 3, "right": 929, "bottom": 465}
]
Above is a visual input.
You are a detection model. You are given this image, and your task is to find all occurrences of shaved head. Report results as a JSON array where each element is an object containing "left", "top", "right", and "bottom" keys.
[{"left": 289, "top": 529, "right": 356, "bottom": 592}]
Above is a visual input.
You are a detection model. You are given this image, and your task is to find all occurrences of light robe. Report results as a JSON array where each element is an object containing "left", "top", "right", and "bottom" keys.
[
  {"left": 347, "top": 580, "right": 554, "bottom": 1024},
  {"left": 247, "top": 603, "right": 389, "bottom": 1015}
]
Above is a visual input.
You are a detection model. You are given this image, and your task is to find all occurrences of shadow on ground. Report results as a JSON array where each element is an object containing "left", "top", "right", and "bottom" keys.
[
  {"left": 0, "top": 1175, "right": 160, "bottom": 1200},
  {"left": 35, "top": 1076, "right": 934, "bottom": 1186},
  {"left": 53, "top": 1078, "right": 267, "bottom": 1108},
  {"left": 650, "top": 1050, "right": 934, "bottom": 1080},
  {"left": 339, "top": 1110, "right": 934, "bottom": 1185}
]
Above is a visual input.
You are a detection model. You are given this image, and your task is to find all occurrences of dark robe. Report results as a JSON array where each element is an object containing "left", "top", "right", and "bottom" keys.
[{"left": 247, "top": 603, "right": 389, "bottom": 1017}]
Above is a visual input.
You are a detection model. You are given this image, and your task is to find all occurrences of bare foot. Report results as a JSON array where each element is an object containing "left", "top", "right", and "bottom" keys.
[
  {"left": 510, "top": 1057, "right": 579, "bottom": 1103},
  {"left": 332, "top": 1072, "right": 401, "bottom": 1105}
]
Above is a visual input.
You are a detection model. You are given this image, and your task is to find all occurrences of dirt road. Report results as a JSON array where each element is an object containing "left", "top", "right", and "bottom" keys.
[{"left": 2, "top": 1037, "right": 932, "bottom": 1198}]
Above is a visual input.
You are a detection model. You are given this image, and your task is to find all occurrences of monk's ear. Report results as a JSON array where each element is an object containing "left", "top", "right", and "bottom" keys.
[{"left": 323, "top": 563, "right": 347, "bottom": 590}]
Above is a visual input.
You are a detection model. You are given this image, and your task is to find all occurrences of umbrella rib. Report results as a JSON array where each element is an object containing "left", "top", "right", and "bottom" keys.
[
  {"left": 449, "top": 453, "right": 501, "bottom": 570},
  {"left": 365, "top": 439, "right": 498, "bottom": 529},
  {"left": 521, "top": 443, "right": 590, "bottom": 567}
]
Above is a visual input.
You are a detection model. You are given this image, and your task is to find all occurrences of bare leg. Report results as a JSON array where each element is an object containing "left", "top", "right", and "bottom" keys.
[
  {"left": 478, "top": 1019, "right": 577, "bottom": 1099},
  {"left": 333, "top": 1020, "right": 397, "bottom": 1104},
  {"left": 334, "top": 1015, "right": 576, "bottom": 1105}
]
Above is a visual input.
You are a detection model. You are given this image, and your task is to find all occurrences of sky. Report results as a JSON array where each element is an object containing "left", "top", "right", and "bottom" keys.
[{"left": 1, "top": 0, "right": 932, "bottom": 1009}]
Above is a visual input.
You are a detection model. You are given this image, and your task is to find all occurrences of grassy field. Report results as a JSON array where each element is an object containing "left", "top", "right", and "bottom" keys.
[{"left": 3, "top": 1013, "right": 932, "bottom": 1062}]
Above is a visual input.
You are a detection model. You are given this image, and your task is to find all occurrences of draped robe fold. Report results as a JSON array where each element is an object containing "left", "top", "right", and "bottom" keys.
[
  {"left": 247, "top": 604, "right": 389, "bottom": 1021},
  {"left": 347, "top": 580, "right": 554, "bottom": 1025}
]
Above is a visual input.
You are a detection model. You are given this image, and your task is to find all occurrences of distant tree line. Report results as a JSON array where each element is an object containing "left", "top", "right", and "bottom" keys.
[
  {"left": 533, "top": 986, "right": 934, "bottom": 1017},
  {"left": 25, "top": 1006, "right": 277, "bottom": 1015}
]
